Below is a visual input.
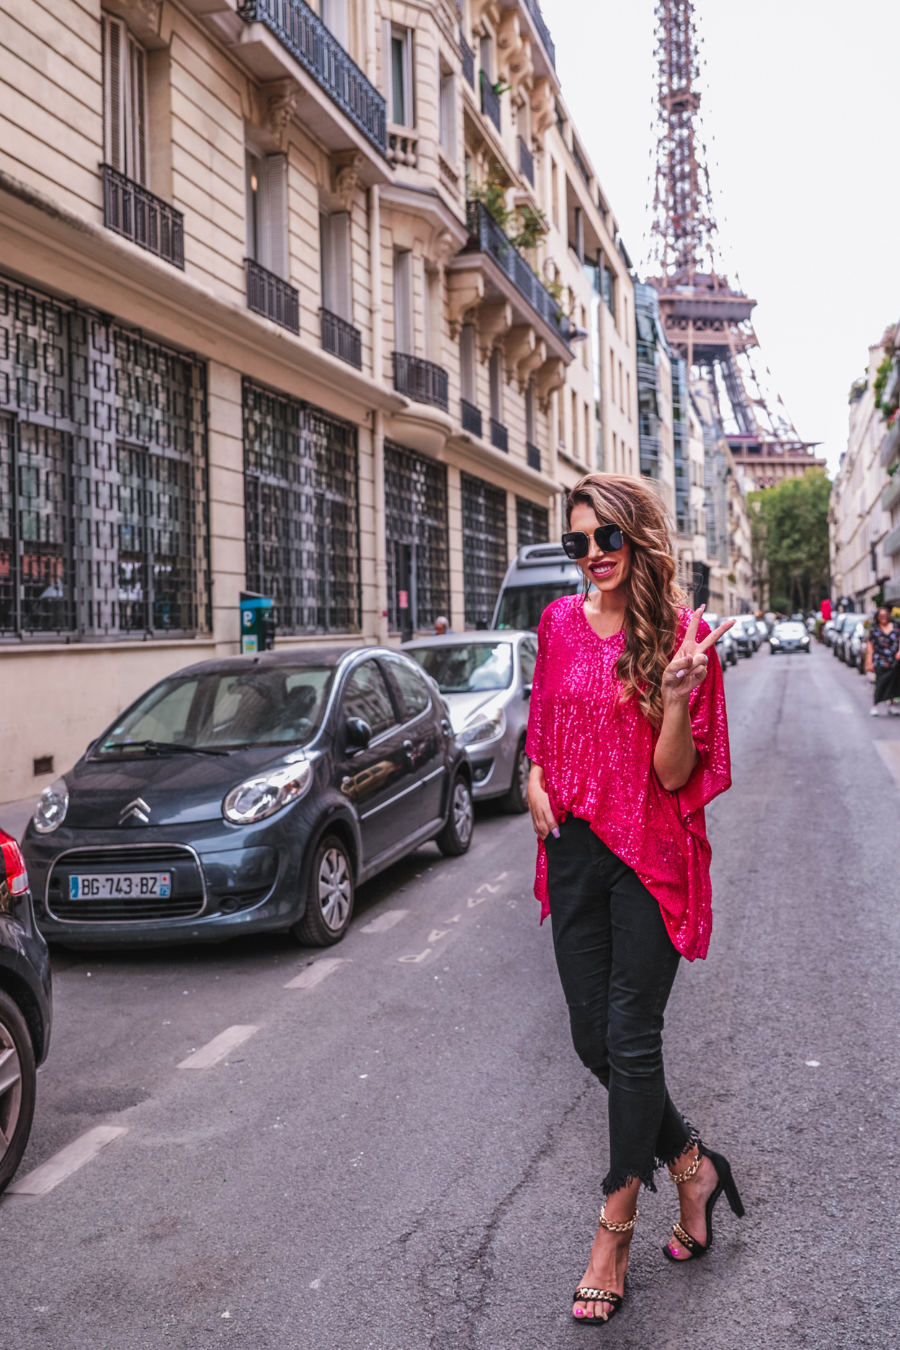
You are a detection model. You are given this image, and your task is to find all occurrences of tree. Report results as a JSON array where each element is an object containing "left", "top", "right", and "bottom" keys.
[{"left": 749, "top": 468, "right": 831, "bottom": 613}]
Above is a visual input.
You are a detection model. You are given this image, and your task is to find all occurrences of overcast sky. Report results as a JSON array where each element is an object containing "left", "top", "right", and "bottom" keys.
[{"left": 542, "top": 0, "right": 900, "bottom": 473}]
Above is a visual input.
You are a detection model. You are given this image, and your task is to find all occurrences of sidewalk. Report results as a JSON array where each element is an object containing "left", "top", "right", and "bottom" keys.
[{"left": 0, "top": 795, "right": 38, "bottom": 843}]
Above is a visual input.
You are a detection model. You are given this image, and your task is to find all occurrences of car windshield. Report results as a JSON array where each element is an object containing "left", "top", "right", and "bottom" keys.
[
  {"left": 495, "top": 582, "right": 580, "bottom": 630},
  {"left": 94, "top": 666, "right": 335, "bottom": 755},
  {"left": 409, "top": 642, "right": 514, "bottom": 693},
  {"left": 704, "top": 613, "right": 720, "bottom": 628},
  {"left": 775, "top": 624, "right": 805, "bottom": 637}
]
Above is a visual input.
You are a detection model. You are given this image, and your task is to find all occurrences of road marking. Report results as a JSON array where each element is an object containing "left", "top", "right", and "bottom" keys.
[
  {"left": 427, "top": 928, "right": 451, "bottom": 943},
  {"left": 467, "top": 895, "right": 487, "bottom": 909},
  {"left": 442, "top": 914, "right": 462, "bottom": 924},
  {"left": 7, "top": 1125, "right": 127, "bottom": 1196},
  {"left": 177, "top": 1024, "right": 259, "bottom": 1070},
  {"left": 398, "top": 949, "right": 432, "bottom": 963},
  {"left": 284, "top": 957, "right": 348, "bottom": 990},
  {"left": 874, "top": 741, "right": 900, "bottom": 788},
  {"left": 361, "top": 909, "right": 409, "bottom": 934}
]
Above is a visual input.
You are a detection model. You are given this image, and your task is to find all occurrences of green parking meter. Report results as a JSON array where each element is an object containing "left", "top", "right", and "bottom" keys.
[{"left": 240, "top": 591, "right": 275, "bottom": 654}]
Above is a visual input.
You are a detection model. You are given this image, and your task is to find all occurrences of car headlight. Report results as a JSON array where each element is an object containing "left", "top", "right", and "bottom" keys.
[
  {"left": 33, "top": 777, "right": 69, "bottom": 833},
  {"left": 455, "top": 707, "right": 506, "bottom": 748},
  {"left": 770, "top": 637, "right": 780, "bottom": 646},
  {"left": 222, "top": 759, "right": 312, "bottom": 825}
]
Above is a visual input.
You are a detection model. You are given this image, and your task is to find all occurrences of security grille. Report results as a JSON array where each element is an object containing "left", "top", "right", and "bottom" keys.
[
  {"left": 516, "top": 497, "right": 549, "bottom": 548},
  {"left": 461, "top": 471, "right": 507, "bottom": 628},
  {"left": 243, "top": 380, "right": 360, "bottom": 634},
  {"left": 0, "top": 273, "right": 209, "bottom": 639},
  {"left": 384, "top": 442, "right": 449, "bottom": 633}
]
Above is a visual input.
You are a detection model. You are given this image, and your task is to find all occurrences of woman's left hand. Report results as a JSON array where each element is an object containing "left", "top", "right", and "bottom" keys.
[{"left": 661, "top": 607, "right": 734, "bottom": 706}]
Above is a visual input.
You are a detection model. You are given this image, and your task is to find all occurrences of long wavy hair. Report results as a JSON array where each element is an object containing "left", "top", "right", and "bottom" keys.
[{"left": 566, "top": 473, "right": 687, "bottom": 727}]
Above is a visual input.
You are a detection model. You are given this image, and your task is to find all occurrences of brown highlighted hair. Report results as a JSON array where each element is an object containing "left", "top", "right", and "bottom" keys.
[{"left": 566, "top": 473, "right": 687, "bottom": 727}]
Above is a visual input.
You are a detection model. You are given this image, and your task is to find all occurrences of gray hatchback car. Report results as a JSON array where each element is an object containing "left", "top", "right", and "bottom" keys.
[{"left": 402, "top": 632, "right": 537, "bottom": 812}]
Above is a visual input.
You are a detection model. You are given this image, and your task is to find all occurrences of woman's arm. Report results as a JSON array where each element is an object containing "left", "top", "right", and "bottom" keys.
[
  {"left": 654, "top": 608, "right": 733, "bottom": 793},
  {"left": 865, "top": 639, "right": 874, "bottom": 673}
]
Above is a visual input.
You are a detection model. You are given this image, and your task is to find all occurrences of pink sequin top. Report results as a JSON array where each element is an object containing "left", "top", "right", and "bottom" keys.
[{"left": 525, "top": 595, "right": 731, "bottom": 961}]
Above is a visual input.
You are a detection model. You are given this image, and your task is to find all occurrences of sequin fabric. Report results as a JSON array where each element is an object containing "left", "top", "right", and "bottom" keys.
[{"left": 525, "top": 595, "right": 731, "bottom": 961}]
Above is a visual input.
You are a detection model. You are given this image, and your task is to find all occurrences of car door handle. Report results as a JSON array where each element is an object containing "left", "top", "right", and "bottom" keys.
[
  {"left": 402, "top": 739, "right": 414, "bottom": 762},
  {"left": 440, "top": 718, "right": 451, "bottom": 738}
]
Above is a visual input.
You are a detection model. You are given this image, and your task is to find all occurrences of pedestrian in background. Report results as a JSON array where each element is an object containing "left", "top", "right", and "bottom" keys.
[
  {"left": 433, "top": 615, "right": 453, "bottom": 635},
  {"left": 866, "top": 606, "right": 900, "bottom": 716},
  {"left": 526, "top": 473, "right": 744, "bottom": 1325}
]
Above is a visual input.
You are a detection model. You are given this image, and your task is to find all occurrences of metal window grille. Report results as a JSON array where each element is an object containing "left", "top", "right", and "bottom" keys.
[
  {"left": 479, "top": 70, "right": 501, "bottom": 132},
  {"left": 392, "top": 353, "right": 449, "bottom": 411},
  {"left": 526, "top": 442, "right": 541, "bottom": 471},
  {"left": 461, "top": 471, "right": 507, "bottom": 628},
  {"left": 516, "top": 496, "right": 549, "bottom": 548},
  {"left": 246, "top": 259, "right": 300, "bottom": 334},
  {"left": 490, "top": 418, "right": 508, "bottom": 452},
  {"left": 518, "top": 136, "right": 535, "bottom": 186},
  {"left": 243, "top": 379, "right": 360, "bottom": 634},
  {"left": 384, "top": 442, "right": 449, "bottom": 634},
  {"left": 101, "top": 165, "right": 185, "bottom": 270},
  {"left": 460, "top": 30, "right": 475, "bottom": 88},
  {"left": 461, "top": 398, "right": 482, "bottom": 437},
  {"left": 320, "top": 308, "right": 362, "bottom": 369},
  {"left": 0, "top": 272, "right": 209, "bottom": 641}
]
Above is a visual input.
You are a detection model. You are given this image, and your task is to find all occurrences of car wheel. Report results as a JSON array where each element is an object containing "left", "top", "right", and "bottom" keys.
[
  {"left": 502, "top": 739, "right": 530, "bottom": 814},
  {"left": 730, "top": 650, "right": 738, "bottom": 666},
  {"left": 436, "top": 775, "right": 474, "bottom": 857},
  {"left": 0, "top": 989, "right": 37, "bottom": 1197},
  {"left": 292, "top": 834, "right": 354, "bottom": 947}
]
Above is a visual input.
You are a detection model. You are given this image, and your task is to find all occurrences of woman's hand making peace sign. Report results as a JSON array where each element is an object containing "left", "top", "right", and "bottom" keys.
[{"left": 660, "top": 605, "right": 734, "bottom": 709}]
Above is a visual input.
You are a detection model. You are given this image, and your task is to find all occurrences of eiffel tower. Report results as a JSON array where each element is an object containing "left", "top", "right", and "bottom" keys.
[{"left": 647, "top": 0, "right": 825, "bottom": 489}]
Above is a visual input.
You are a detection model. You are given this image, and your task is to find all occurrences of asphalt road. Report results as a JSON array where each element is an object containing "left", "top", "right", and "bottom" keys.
[{"left": 1, "top": 640, "right": 898, "bottom": 1350}]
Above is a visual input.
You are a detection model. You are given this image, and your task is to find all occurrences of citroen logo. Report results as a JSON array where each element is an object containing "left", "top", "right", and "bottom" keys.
[{"left": 119, "top": 797, "right": 151, "bottom": 825}]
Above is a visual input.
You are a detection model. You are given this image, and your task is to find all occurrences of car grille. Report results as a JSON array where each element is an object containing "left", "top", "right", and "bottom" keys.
[{"left": 47, "top": 846, "right": 205, "bottom": 924}]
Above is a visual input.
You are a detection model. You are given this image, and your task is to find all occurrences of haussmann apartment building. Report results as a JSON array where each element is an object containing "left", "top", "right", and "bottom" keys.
[{"left": 0, "top": 0, "right": 637, "bottom": 804}]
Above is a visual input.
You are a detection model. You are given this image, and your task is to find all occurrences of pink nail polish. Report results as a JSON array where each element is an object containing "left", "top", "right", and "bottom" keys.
[
  {"left": 574, "top": 1308, "right": 585, "bottom": 1318},
  {"left": 551, "top": 826, "right": 560, "bottom": 838}
]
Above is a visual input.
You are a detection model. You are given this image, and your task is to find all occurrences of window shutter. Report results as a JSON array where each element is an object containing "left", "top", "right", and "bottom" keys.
[
  {"left": 393, "top": 251, "right": 412, "bottom": 354},
  {"left": 321, "top": 0, "right": 349, "bottom": 50},
  {"left": 460, "top": 325, "right": 475, "bottom": 403},
  {"left": 330, "top": 212, "right": 352, "bottom": 322},
  {"left": 319, "top": 211, "right": 333, "bottom": 311},
  {"left": 525, "top": 379, "right": 535, "bottom": 443},
  {"left": 382, "top": 20, "right": 393, "bottom": 121},
  {"left": 127, "top": 33, "right": 148, "bottom": 186},
  {"left": 489, "top": 347, "right": 502, "bottom": 421},
  {"left": 264, "top": 153, "right": 289, "bottom": 280},
  {"left": 103, "top": 15, "right": 124, "bottom": 172}
]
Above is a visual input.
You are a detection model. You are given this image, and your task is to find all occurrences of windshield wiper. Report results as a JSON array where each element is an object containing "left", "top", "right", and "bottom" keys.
[{"left": 100, "top": 740, "right": 231, "bottom": 757}]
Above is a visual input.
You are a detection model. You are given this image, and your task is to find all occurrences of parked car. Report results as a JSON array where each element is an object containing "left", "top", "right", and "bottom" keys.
[
  {"left": 22, "top": 648, "right": 474, "bottom": 950},
  {"left": 848, "top": 620, "right": 869, "bottom": 672},
  {"left": 834, "top": 614, "right": 866, "bottom": 662},
  {"left": 769, "top": 621, "right": 811, "bottom": 654},
  {"left": 727, "top": 616, "right": 756, "bottom": 658},
  {"left": 822, "top": 619, "right": 836, "bottom": 646},
  {"left": 805, "top": 615, "right": 817, "bottom": 634},
  {"left": 0, "top": 829, "right": 52, "bottom": 1194},
  {"left": 402, "top": 632, "right": 535, "bottom": 811},
  {"left": 703, "top": 613, "right": 737, "bottom": 668},
  {"left": 492, "top": 544, "right": 582, "bottom": 630},
  {"left": 754, "top": 618, "right": 769, "bottom": 642}
]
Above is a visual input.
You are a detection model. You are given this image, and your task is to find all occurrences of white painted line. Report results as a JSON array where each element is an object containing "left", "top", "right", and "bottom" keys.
[
  {"left": 874, "top": 741, "right": 900, "bottom": 788},
  {"left": 7, "top": 1125, "right": 127, "bottom": 1196},
  {"left": 427, "top": 928, "right": 451, "bottom": 944},
  {"left": 398, "top": 949, "right": 432, "bottom": 964},
  {"left": 177, "top": 1024, "right": 260, "bottom": 1070},
  {"left": 284, "top": 957, "right": 348, "bottom": 990},
  {"left": 361, "top": 909, "right": 409, "bottom": 934}
]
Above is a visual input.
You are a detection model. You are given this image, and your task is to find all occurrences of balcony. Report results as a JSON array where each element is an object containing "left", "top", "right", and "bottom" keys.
[
  {"left": 637, "top": 360, "right": 658, "bottom": 389},
  {"left": 321, "top": 308, "right": 362, "bottom": 369},
  {"left": 522, "top": 0, "right": 556, "bottom": 67},
  {"left": 461, "top": 399, "right": 482, "bottom": 437},
  {"left": 881, "top": 476, "right": 900, "bottom": 515},
  {"left": 480, "top": 70, "right": 501, "bottom": 133},
  {"left": 527, "top": 442, "right": 541, "bottom": 471},
  {"left": 490, "top": 418, "right": 509, "bottom": 452},
  {"left": 464, "top": 201, "right": 572, "bottom": 347},
  {"left": 640, "top": 433, "right": 661, "bottom": 477},
  {"left": 518, "top": 136, "right": 534, "bottom": 186},
  {"left": 880, "top": 422, "right": 900, "bottom": 469},
  {"left": 460, "top": 30, "right": 475, "bottom": 89},
  {"left": 393, "top": 353, "right": 449, "bottom": 412},
  {"left": 884, "top": 523, "right": 900, "bottom": 558},
  {"left": 237, "top": 0, "right": 386, "bottom": 156},
  {"left": 101, "top": 165, "right": 184, "bottom": 269},
  {"left": 246, "top": 259, "right": 299, "bottom": 333}
]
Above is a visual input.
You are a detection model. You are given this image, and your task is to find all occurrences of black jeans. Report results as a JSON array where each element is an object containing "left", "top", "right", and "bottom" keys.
[{"left": 546, "top": 816, "right": 694, "bottom": 1194}]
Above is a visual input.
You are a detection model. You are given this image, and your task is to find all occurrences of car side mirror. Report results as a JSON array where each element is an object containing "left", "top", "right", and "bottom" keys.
[
  {"left": 522, "top": 683, "right": 533, "bottom": 699},
  {"left": 345, "top": 717, "right": 372, "bottom": 755}
]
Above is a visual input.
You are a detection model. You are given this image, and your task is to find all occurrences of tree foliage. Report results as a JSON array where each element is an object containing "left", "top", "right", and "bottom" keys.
[{"left": 749, "top": 468, "right": 831, "bottom": 614}]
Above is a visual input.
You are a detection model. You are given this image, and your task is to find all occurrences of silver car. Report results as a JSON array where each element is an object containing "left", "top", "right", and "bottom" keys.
[{"left": 402, "top": 631, "right": 536, "bottom": 812}]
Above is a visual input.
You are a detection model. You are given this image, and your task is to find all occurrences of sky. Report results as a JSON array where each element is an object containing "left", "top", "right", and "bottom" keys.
[{"left": 541, "top": 0, "right": 900, "bottom": 474}]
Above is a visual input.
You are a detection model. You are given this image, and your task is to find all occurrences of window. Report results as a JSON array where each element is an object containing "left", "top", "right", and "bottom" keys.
[
  {"left": 320, "top": 0, "right": 349, "bottom": 48},
  {"left": 584, "top": 402, "right": 591, "bottom": 463},
  {"left": 619, "top": 360, "right": 624, "bottom": 412},
  {"left": 393, "top": 250, "right": 413, "bottom": 354},
  {"left": 246, "top": 151, "right": 289, "bottom": 280},
  {"left": 461, "top": 471, "right": 507, "bottom": 628},
  {"left": 460, "top": 324, "right": 476, "bottom": 404},
  {"left": 479, "top": 35, "right": 492, "bottom": 81},
  {"left": 439, "top": 62, "right": 456, "bottom": 157},
  {"left": 525, "top": 379, "right": 536, "bottom": 445},
  {"left": 516, "top": 497, "right": 549, "bottom": 547},
  {"left": 384, "top": 442, "right": 450, "bottom": 634},
  {"left": 520, "top": 637, "right": 537, "bottom": 686},
  {"left": 626, "top": 371, "right": 631, "bottom": 419},
  {"left": 341, "top": 661, "right": 396, "bottom": 737},
  {"left": 320, "top": 210, "right": 352, "bottom": 321},
  {"left": 389, "top": 25, "right": 413, "bottom": 127},
  {"left": 571, "top": 390, "right": 579, "bottom": 458},
  {"left": 382, "top": 653, "right": 431, "bottom": 720},
  {"left": 581, "top": 306, "right": 588, "bottom": 367},
  {"left": 102, "top": 14, "right": 148, "bottom": 185},
  {"left": 489, "top": 347, "right": 503, "bottom": 422},
  {"left": 551, "top": 159, "right": 559, "bottom": 226}
]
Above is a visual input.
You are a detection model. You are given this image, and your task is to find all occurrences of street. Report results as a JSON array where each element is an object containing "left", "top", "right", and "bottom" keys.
[{"left": 1, "top": 642, "right": 898, "bottom": 1350}]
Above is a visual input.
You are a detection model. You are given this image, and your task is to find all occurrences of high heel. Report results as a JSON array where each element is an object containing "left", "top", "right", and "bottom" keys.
[
  {"left": 573, "top": 1203, "right": 637, "bottom": 1325},
  {"left": 662, "top": 1142, "right": 744, "bottom": 1262}
]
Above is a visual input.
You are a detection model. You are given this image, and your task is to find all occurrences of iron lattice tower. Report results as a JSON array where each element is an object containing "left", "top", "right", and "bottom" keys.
[{"left": 647, "top": 0, "right": 822, "bottom": 479}]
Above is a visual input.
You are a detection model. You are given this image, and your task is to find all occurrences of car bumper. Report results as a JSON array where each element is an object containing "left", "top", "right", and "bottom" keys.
[
  {"left": 464, "top": 731, "right": 519, "bottom": 800},
  {"left": 0, "top": 900, "right": 53, "bottom": 1062}
]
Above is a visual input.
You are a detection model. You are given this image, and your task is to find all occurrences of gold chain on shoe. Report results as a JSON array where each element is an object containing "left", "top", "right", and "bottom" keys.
[
  {"left": 598, "top": 1203, "right": 639, "bottom": 1233},
  {"left": 668, "top": 1149, "right": 702, "bottom": 1185}
]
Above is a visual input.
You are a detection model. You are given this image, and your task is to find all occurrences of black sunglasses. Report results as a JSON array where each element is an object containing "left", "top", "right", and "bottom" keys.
[{"left": 561, "top": 525, "right": 625, "bottom": 560}]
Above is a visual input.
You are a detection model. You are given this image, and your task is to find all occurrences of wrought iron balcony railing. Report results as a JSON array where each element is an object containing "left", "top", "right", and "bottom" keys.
[
  {"left": 392, "top": 353, "right": 449, "bottom": 412},
  {"left": 640, "top": 433, "right": 661, "bottom": 478},
  {"left": 101, "top": 165, "right": 184, "bottom": 269},
  {"left": 237, "top": 0, "right": 387, "bottom": 155},
  {"left": 637, "top": 360, "right": 658, "bottom": 389},
  {"left": 460, "top": 30, "right": 475, "bottom": 88},
  {"left": 883, "top": 523, "right": 900, "bottom": 558},
  {"left": 246, "top": 258, "right": 300, "bottom": 333},
  {"left": 490, "top": 418, "right": 509, "bottom": 452},
  {"left": 522, "top": 0, "right": 556, "bottom": 67},
  {"left": 461, "top": 398, "right": 482, "bottom": 437},
  {"left": 321, "top": 308, "right": 362, "bottom": 368},
  {"left": 880, "top": 422, "right": 900, "bottom": 469},
  {"left": 480, "top": 70, "right": 501, "bottom": 132},
  {"left": 518, "top": 136, "right": 535, "bottom": 186},
  {"left": 526, "top": 442, "right": 541, "bottom": 471},
  {"left": 881, "top": 476, "right": 900, "bottom": 515},
  {"left": 465, "top": 200, "right": 572, "bottom": 345}
]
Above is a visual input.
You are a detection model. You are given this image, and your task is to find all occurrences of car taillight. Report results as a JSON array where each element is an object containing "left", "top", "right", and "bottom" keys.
[{"left": 0, "top": 828, "right": 29, "bottom": 896}]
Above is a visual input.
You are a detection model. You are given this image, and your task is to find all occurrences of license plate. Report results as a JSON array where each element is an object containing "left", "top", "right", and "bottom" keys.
[{"left": 69, "top": 872, "right": 171, "bottom": 900}]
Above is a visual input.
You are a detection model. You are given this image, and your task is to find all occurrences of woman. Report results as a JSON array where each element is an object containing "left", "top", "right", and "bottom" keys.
[
  {"left": 865, "top": 606, "right": 900, "bottom": 716},
  {"left": 525, "top": 473, "right": 744, "bottom": 1325}
]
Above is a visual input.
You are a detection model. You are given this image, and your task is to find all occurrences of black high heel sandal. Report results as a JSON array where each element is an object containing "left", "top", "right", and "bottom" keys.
[
  {"left": 662, "top": 1142, "right": 744, "bottom": 1262},
  {"left": 573, "top": 1203, "right": 637, "bottom": 1325}
]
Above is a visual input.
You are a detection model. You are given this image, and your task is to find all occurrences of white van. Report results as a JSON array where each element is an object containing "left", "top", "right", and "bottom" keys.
[{"left": 491, "top": 544, "right": 582, "bottom": 631}]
